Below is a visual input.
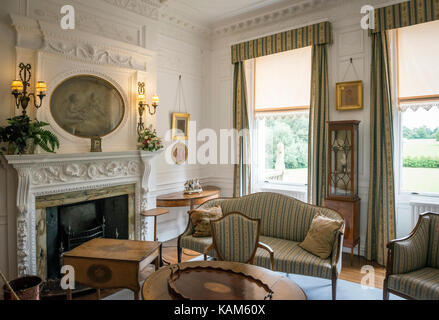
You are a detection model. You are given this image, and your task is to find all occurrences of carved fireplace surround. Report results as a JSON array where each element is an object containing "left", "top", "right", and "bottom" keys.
[{"left": 3, "top": 150, "right": 161, "bottom": 276}]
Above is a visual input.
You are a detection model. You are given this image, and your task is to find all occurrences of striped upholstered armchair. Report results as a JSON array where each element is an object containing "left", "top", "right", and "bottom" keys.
[
  {"left": 204, "top": 212, "right": 274, "bottom": 270},
  {"left": 384, "top": 212, "right": 439, "bottom": 300},
  {"left": 177, "top": 192, "right": 344, "bottom": 299}
]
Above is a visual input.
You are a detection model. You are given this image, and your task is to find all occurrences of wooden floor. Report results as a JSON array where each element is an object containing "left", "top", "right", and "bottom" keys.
[{"left": 71, "top": 238, "right": 385, "bottom": 300}]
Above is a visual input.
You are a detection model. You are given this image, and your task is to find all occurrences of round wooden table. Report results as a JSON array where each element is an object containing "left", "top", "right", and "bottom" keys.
[
  {"left": 142, "top": 261, "right": 307, "bottom": 300},
  {"left": 156, "top": 186, "right": 221, "bottom": 210}
]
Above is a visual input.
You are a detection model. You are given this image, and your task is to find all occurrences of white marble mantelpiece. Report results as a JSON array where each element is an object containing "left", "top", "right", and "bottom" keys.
[{"left": 3, "top": 150, "right": 162, "bottom": 276}]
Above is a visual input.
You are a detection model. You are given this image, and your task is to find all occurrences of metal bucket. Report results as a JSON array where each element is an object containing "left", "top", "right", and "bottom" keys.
[{"left": 3, "top": 276, "right": 42, "bottom": 300}]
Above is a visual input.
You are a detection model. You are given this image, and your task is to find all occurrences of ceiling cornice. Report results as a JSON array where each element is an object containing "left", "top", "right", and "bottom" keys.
[
  {"left": 211, "top": 0, "right": 346, "bottom": 37},
  {"left": 159, "top": 9, "right": 211, "bottom": 37},
  {"left": 102, "top": 0, "right": 380, "bottom": 39}
]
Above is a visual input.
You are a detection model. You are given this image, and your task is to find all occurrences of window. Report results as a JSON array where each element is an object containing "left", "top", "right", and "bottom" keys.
[
  {"left": 396, "top": 21, "right": 439, "bottom": 194},
  {"left": 252, "top": 47, "right": 312, "bottom": 186}
]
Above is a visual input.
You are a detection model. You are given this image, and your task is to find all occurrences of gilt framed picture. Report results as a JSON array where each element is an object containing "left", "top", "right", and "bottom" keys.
[
  {"left": 336, "top": 80, "right": 363, "bottom": 111},
  {"left": 172, "top": 113, "right": 190, "bottom": 140}
]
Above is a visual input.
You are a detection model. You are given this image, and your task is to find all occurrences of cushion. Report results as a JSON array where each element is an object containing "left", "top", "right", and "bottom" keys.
[
  {"left": 388, "top": 267, "right": 439, "bottom": 300},
  {"left": 299, "top": 214, "right": 343, "bottom": 259},
  {"left": 189, "top": 206, "right": 222, "bottom": 237}
]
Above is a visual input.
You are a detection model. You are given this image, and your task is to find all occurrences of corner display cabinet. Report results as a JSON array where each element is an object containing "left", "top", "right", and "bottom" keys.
[{"left": 323, "top": 120, "right": 360, "bottom": 265}]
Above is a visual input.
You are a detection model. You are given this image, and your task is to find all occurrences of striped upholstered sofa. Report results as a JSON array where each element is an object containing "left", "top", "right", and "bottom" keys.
[
  {"left": 177, "top": 192, "right": 345, "bottom": 299},
  {"left": 384, "top": 212, "right": 439, "bottom": 300}
]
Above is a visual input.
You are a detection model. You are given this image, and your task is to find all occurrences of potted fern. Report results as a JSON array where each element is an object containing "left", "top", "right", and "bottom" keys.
[{"left": 0, "top": 115, "right": 60, "bottom": 155}]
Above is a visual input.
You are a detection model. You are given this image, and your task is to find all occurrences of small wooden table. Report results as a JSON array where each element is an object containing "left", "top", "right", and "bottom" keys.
[
  {"left": 141, "top": 208, "right": 169, "bottom": 241},
  {"left": 63, "top": 238, "right": 161, "bottom": 300},
  {"left": 156, "top": 186, "right": 221, "bottom": 210},
  {"left": 142, "top": 261, "right": 306, "bottom": 300}
]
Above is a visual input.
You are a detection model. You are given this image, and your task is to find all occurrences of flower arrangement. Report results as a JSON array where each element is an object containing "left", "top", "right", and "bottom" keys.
[{"left": 138, "top": 125, "right": 163, "bottom": 152}]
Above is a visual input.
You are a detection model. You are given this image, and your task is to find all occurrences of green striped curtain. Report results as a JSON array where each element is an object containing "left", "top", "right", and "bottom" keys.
[
  {"left": 307, "top": 44, "right": 329, "bottom": 206},
  {"left": 373, "top": 0, "right": 439, "bottom": 33},
  {"left": 366, "top": 31, "right": 396, "bottom": 266},
  {"left": 233, "top": 62, "right": 251, "bottom": 197}
]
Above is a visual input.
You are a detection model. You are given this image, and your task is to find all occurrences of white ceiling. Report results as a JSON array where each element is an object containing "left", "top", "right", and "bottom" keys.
[{"left": 164, "top": 0, "right": 293, "bottom": 26}]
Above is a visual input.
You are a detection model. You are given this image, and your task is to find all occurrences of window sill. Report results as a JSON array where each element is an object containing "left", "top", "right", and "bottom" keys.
[
  {"left": 254, "top": 183, "right": 307, "bottom": 202},
  {"left": 397, "top": 192, "right": 439, "bottom": 206}
]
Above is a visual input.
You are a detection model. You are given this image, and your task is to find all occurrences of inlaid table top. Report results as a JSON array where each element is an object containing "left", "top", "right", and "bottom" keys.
[
  {"left": 156, "top": 186, "right": 220, "bottom": 209},
  {"left": 142, "top": 260, "right": 307, "bottom": 300},
  {"left": 63, "top": 238, "right": 161, "bottom": 262}
]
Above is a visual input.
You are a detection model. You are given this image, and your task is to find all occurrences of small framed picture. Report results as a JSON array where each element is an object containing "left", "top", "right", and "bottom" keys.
[
  {"left": 336, "top": 81, "right": 363, "bottom": 111},
  {"left": 172, "top": 112, "right": 190, "bottom": 140},
  {"left": 90, "top": 136, "right": 102, "bottom": 152}
]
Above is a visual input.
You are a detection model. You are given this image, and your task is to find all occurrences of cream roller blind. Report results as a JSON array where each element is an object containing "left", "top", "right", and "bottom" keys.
[
  {"left": 398, "top": 20, "right": 439, "bottom": 111},
  {"left": 254, "top": 46, "right": 312, "bottom": 112}
]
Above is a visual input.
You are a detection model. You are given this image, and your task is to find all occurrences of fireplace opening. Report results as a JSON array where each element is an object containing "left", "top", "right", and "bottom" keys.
[{"left": 45, "top": 195, "right": 129, "bottom": 280}]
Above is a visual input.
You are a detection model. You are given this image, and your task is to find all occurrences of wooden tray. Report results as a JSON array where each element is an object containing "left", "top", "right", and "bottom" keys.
[{"left": 167, "top": 265, "right": 273, "bottom": 300}]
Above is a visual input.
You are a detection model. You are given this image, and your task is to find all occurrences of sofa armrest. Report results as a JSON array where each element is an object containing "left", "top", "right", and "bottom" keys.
[
  {"left": 331, "top": 227, "right": 344, "bottom": 275},
  {"left": 386, "top": 215, "right": 430, "bottom": 276},
  {"left": 178, "top": 212, "right": 195, "bottom": 241}
]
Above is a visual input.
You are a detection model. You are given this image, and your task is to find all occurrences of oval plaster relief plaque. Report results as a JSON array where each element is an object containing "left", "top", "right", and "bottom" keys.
[{"left": 50, "top": 75, "right": 125, "bottom": 138}]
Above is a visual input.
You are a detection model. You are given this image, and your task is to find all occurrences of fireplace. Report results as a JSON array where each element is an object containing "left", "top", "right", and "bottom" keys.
[
  {"left": 44, "top": 195, "right": 129, "bottom": 280},
  {"left": 4, "top": 150, "right": 160, "bottom": 278},
  {"left": 35, "top": 184, "right": 136, "bottom": 281}
]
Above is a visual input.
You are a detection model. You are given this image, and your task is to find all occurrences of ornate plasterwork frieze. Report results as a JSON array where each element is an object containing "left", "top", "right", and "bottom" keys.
[
  {"left": 10, "top": 14, "right": 153, "bottom": 71},
  {"left": 29, "top": 160, "right": 141, "bottom": 186},
  {"left": 103, "top": 0, "right": 165, "bottom": 20}
]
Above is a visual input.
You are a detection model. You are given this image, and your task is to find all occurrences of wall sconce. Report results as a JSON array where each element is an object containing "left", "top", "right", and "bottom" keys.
[
  {"left": 137, "top": 82, "right": 159, "bottom": 134},
  {"left": 11, "top": 63, "right": 47, "bottom": 116}
]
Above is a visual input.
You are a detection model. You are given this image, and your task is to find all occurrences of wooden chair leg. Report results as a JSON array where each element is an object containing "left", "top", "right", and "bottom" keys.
[
  {"left": 332, "top": 276, "right": 337, "bottom": 300},
  {"left": 177, "top": 239, "right": 182, "bottom": 263},
  {"left": 66, "top": 288, "right": 72, "bottom": 300},
  {"left": 383, "top": 279, "right": 389, "bottom": 300},
  {"left": 270, "top": 252, "right": 275, "bottom": 271}
]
